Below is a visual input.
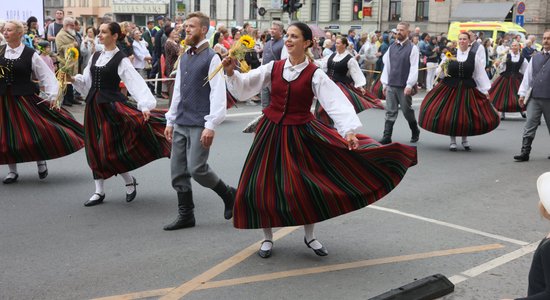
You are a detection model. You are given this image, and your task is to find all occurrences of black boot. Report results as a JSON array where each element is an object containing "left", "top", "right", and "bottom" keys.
[
  {"left": 378, "top": 120, "right": 394, "bottom": 145},
  {"left": 163, "top": 191, "right": 195, "bottom": 230},
  {"left": 409, "top": 121, "right": 420, "bottom": 143},
  {"left": 213, "top": 180, "right": 236, "bottom": 220},
  {"left": 513, "top": 137, "right": 533, "bottom": 162}
]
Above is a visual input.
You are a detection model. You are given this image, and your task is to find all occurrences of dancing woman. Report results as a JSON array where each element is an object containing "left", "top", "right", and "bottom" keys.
[
  {"left": 419, "top": 32, "right": 500, "bottom": 151},
  {"left": 72, "top": 22, "right": 171, "bottom": 206},
  {"left": 0, "top": 20, "right": 84, "bottom": 184},
  {"left": 223, "top": 22, "right": 417, "bottom": 258},
  {"left": 315, "top": 36, "right": 383, "bottom": 125},
  {"left": 489, "top": 41, "right": 528, "bottom": 120}
]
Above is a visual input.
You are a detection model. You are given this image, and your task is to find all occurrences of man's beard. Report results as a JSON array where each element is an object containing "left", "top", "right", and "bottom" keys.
[
  {"left": 186, "top": 34, "right": 201, "bottom": 46},
  {"left": 67, "top": 29, "right": 76, "bottom": 36}
]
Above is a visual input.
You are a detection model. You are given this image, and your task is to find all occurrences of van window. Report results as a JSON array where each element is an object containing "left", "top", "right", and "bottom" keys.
[{"left": 475, "top": 30, "right": 493, "bottom": 41}]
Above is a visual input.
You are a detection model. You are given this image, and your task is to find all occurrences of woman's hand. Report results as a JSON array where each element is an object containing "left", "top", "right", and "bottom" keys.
[
  {"left": 65, "top": 75, "right": 75, "bottom": 83},
  {"left": 142, "top": 110, "right": 151, "bottom": 122},
  {"left": 222, "top": 57, "right": 236, "bottom": 76},
  {"left": 346, "top": 132, "right": 359, "bottom": 150}
]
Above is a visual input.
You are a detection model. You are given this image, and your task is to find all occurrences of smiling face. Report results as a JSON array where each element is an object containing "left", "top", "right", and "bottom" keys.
[
  {"left": 98, "top": 23, "right": 117, "bottom": 48},
  {"left": 458, "top": 33, "right": 470, "bottom": 51},
  {"left": 335, "top": 38, "right": 346, "bottom": 53},
  {"left": 510, "top": 41, "right": 520, "bottom": 54},
  {"left": 284, "top": 25, "right": 311, "bottom": 58}
]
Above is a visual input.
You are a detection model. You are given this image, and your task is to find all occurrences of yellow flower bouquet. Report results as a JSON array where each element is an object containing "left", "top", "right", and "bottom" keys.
[
  {"left": 0, "top": 65, "right": 10, "bottom": 79},
  {"left": 52, "top": 47, "right": 79, "bottom": 109},
  {"left": 170, "top": 39, "right": 189, "bottom": 78},
  {"left": 440, "top": 51, "right": 457, "bottom": 78},
  {"left": 204, "top": 35, "right": 255, "bottom": 85}
]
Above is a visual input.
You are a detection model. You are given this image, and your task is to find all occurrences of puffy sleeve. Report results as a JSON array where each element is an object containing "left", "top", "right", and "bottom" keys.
[
  {"left": 31, "top": 52, "right": 58, "bottom": 102},
  {"left": 118, "top": 57, "right": 156, "bottom": 111},
  {"left": 225, "top": 61, "right": 273, "bottom": 100},
  {"left": 312, "top": 69, "right": 362, "bottom": 137},
  {"left": 347, "top": 56, "right": 366, "bottom": 87},
  {"left": 473, "top": 50, "right": 491, "bottom": 94},
  {"left": 72, "top": 55, "right": 93, "bottom": 97}
]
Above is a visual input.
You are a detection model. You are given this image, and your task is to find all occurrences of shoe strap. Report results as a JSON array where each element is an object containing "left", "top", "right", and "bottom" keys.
[
  {"left": 261, "top": 240, "right": 273, "bottom": 246},
  {"left": 93, "top": 193, "right": 105, "bottom": 197},
  {"left": 305, "top": 238, "right": 317, "bottom": 247}
]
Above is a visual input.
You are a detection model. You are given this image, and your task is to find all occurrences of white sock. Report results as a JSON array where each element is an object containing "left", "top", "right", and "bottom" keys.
[
  {"left": 120, "top": 172, "right": 135, "bottom": 194},
  {"left": 37, "top": 161, "right": 47, "bottom": 173},
  {"left": 90, "top": 179, "right": 105, "bottom": 200},
  {"left": 304, "top": 224, "right": 323, "bottom": 250},
  {"left": 450, "top": 136, "right": 457, "bottom": 144},
  {"left": 462, "top": 136, "right": 469, "bottom": 145},
  {"left": 261, "top": 228, "right": 273, "bottom": 251},
  {"left": 6, "top": 164, "right": 17, "bottom": 178}
]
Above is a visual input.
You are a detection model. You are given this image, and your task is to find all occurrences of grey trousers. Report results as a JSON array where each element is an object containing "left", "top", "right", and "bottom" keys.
[
  {"left": 171, "top": 125, "right": 220, "bottom": 193},
  {"left": 523, "top": 98, "right": 550, "bottom": 139},
  {"left": 260, "top": 87, "right": 271, "bottom": 108},
  {"left": 385, "top": 86, "right": 417, "bottom": 123}
]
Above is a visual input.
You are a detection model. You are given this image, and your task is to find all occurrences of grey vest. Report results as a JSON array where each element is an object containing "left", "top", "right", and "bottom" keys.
[
  {"left": 388, "top": 41, "right": 413, "bottom": 88},
  {"left": 531, "top": 52, "right": 550, "bottom": 100},
  {"left": 176, "top": 45, "right": 216, "bottom": 126},
  {"left": 262, "top": 38, "right": 284, "bottom": 65}
]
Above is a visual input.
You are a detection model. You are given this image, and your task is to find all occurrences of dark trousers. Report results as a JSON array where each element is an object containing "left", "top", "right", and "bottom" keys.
[
  {"left": 523, "top": 98, "right": 550, "bottom": 139},
  {"left": 63, "top": 84, "right": 74, "bottom": 104}
]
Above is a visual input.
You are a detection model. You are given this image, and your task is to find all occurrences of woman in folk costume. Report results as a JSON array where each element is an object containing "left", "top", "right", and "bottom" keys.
[
  {"left": 489, "top": 40, "right": 529, "bottom": 120},
  {"left": 71, "top": 22, "right": 170, "bottom": 207},
  {"left": 223, "top": 22, "right": 417, "bottom": 258},
  {"left": 0, "top": 20, "right": 84, "bottom": 184},
  {"left": 314, "top": 36, "right": 383, "bottom": 125},
  {"left": 419, "top": 32, "right": 500, "bottom": 151}
]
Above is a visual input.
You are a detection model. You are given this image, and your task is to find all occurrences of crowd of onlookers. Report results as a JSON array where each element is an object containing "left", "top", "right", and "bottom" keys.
[{"left": 0, "top": 11, "right": 543, "bottom": 107}]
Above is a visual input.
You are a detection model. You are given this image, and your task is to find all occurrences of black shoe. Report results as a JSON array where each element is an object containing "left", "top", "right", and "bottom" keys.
[
  {"left": 514, "top": 153, "right": 530, "bottom": 161},
  {"left": 521, "top": 111, "right": 526, "bottom": 119},
  {"left": 304, "top": 237, "right": 328, "bottom": 256},
  {"left": 258, "top": 240, "right": 273, "bottom": 258},
  {"left": 223, "top": 187, "right": 236, "bottom": 220},
  {"left": 449, "top": 143, "right": 457, "bottom": 152},
  {"left": 38, "top": 162, "right": 48, "bottom": 179},
  {"left": 3, "top": 172, "right": 19, "bottom": 184},
  {"left": 163, "top": 215, "right": 196, "bottom": 230},
  {"left": 462, "top": 141, "right": 471, "bottom": 152},
  {"left": 125, "top": 177, "right": 138, "bottom": 202},
  {"left": 164, "top": 191, "right": 195, "bottom": 230},
  {"left": 84, "top": 193, "right": 105, "bottom": 207},
  {"left": 62, "top": 101, "right": 73, "bottom": 107},
  {"left": 379, "top": 136, "right": 392, "bottom": 145}
]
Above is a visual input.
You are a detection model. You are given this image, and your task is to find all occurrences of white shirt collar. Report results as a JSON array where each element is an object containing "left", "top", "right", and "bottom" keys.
[
  {"left": 283, "top": 57, "right": 309, "bottom": 72},
  {"left": 6, "top": 43, "right": 24, "bottom": 54},
  {"left": 396, "top": 38, "right": 409, "bottom": 46},
  {"left": 194, "top": 39, "right": 209, "bottom": 48}
]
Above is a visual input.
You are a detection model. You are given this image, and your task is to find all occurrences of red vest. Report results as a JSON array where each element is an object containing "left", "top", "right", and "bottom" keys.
[{"left": 263, "top": 59, "right": 318, "bottom": 125}]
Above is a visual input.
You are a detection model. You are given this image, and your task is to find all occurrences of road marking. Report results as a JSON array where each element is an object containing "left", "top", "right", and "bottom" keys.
[
  {"left": 369, "top": 205, "right": 530, "bottom": 246},
  {"left": 92, "top": 243, "right": 502, "bottom": 299},
  {"left": 449, "top": 240, "right": 540, "bottom": 285},
  {"left": 158, "top": 226, "right": 299, "bottom": 300},
  {"left": 196, "top": 243, "right": 503, "bottom": 291}
]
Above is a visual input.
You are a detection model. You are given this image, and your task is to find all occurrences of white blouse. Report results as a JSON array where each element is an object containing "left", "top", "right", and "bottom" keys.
[
  {"left": 518, "top": 50, "right": 550, "bottom": 97},
  {"left": 380, "top": 39, "right": 420, "bottom": 90},
  {"left": 4, "top": 43, "right": 58, "bottom": 101},
  {"left": 73, "top": 48, "right": 156, "bottom": 111},
  {"left": 436, "top": 48, "right": 491, "bottom": 94},
  {"left": 132, "top": 39, "right": 151, "bottom": 69},
  {"left": 498, "top": 51, "right": 529, "bottom": 74},
  {"left": 315, "top": 51, "right": 366, "bottom": 87},
  {"left": 226, "top": 58, "right": 362, "bottom": 138}
]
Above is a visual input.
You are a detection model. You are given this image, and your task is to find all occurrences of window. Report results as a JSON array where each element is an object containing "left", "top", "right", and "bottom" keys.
[
  {"left": 389, "top": 0, "right": 401, "bottom": 21},
  {"left": 416, "top": 0, "right": 429, "bottom": 22},
  {"left": 310, "top": 0, "right": 317, "bottom": 21},
  {"left": 352, "top": 0, "right": 362, "bottom": 21},
  {"left": 331, "top": 0, "right": 340, "bottom": 21},
  {"left": 249, "top": 0, "right": 257, "bottom": 19},
  {"left": 210, "top": 0, "right": 217, "bottom": 19},
  {"left": 194, "top": 0, "right": 200, "bottom": 12}
]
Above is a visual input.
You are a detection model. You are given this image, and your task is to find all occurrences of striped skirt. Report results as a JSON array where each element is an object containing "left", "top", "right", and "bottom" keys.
[
  {"left": 84, "top": 96, "right": 171, "bottom": 179},
  {"left": 370, "top": 76, "right": 386, "bottom": 100},
  {"left": 419, "top": 81, "right": 500, "bottom": 136},
  {"left": 233, "top": 116, "right": 418, "bottom": 229},
  {"left": 314, "top": 82, "right": 384, "bottom": 125},
  {"left": 0, "top": 92, "right": 84, "bottom": 164},
  {"left": 489, "top": 74, "right": 524, "bottom": 112}
]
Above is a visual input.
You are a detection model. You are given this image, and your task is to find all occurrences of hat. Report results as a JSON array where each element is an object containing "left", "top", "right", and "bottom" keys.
[
  {"left": 537, "top": 172, "right": 550, "bottom": 213},
  {"left": 38, "top": 41, "right": 50, "bottom": 48},
  {"left": 156, "top": 16, "right": 164, "bottom": 21},
  {"left": 391, "top": 28, "right": 397, "bottom": 34}
]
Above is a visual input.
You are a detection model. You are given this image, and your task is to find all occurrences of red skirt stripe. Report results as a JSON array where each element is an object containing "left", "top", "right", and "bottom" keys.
[
  {"left": 0, "top": 92, "right": 84, "bottom": 164},
  {"left": 489, "top": 74, "right": 525, "bottom": 112},
  {"left": 418, "top": 81, "right": 500, "bottom": 136},
  {"left": 84, "top": 97, "right": 171, "bottom": 179},
  {"left": 233, "top": 116, "right": 417, "bottom": 229}
]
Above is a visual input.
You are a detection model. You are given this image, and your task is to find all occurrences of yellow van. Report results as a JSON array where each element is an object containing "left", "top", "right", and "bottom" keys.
[{"left": 447, "top": 21, "right": 527, "bottom": 42}]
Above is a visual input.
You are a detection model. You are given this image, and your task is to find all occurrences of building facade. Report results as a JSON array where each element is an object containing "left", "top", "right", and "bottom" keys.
[{"left": 62, "top": 0, "right": 113, "bottom": 28}]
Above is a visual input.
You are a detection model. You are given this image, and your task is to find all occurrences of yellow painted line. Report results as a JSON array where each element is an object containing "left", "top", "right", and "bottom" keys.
[
  {"left": 93, "top": 243, "right": 502, "bottom": 299},
  {"left": 159, "top": 226, "right": 299, "bottom": 300},
  {"left": 195, "top": 243, "right": 504, "bottom": 291},
  {"left": 92, "top": 288, "right": 173, "bottom": 300}
]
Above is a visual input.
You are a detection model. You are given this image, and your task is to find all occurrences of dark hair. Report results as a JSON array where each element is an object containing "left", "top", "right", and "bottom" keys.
[
  {"left": 147, "top": 20, "right": 154, "bottom": 25},
  {"left": 338, "top": 36, "right": 349, "bottom": 46},
  {"left": 458, "top": 31, "right": 470, "bottom": 40},
  {"left": 213, "top": 32, "right": 222, "bottom": 43},
  {"left": 288, "top": 22, "right": 313, "bottom": 48},
  {"left": 86, "top": 26, "right": 97, "bottom": 36},
  {"left": 26, "top": 16, "right": 38, "bottom": 29},
  {"left": 165, "top": 25, "right": 174, "bottom": 37},
  {"left": 106, "top": 22, "right": 124, "bottom": 41},
  {"left": 420, "top": 32, "right": 429, "bottom": 40}
]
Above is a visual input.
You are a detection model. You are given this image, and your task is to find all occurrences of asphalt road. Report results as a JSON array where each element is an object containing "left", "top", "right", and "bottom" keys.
[{"left": 1, "top": 94, "right": 549, "bottom": 300}]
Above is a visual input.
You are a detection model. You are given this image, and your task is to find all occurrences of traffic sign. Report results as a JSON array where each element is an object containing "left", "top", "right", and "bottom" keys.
[
  {"left": 517, "top": 2, "right": 525, "bottom": 15},
  {"left": 515, "top": 15, "right": 524, "bottom": 27}
]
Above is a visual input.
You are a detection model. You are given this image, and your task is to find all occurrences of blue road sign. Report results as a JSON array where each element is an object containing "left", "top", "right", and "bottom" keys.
[{"left": 515, "top": 15, "right": 524, "bottom": 27}]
